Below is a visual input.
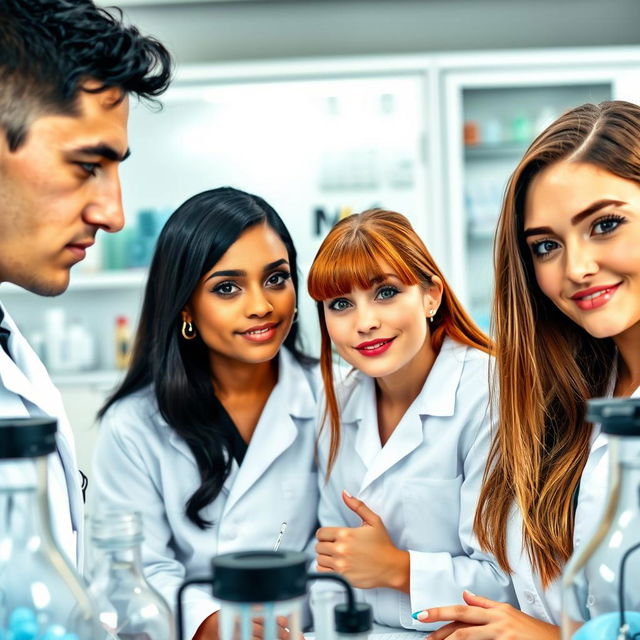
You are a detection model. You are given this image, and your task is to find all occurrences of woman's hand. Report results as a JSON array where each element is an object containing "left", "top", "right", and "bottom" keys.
[
  {"left": 193, "top": 612, "right": 292, "bottom": 640},
  {"left": 315, "top": 490, "right": 410, "bottom": 592},
  {"left": 417, "top": 591, "right": 560, "bottom": 640}
]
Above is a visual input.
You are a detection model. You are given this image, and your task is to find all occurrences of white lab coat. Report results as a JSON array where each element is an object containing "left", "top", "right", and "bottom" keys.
[
  {"left": 506, "top": 384, "right": 640, "bottom": 625},
  {"left": 0, "top": 303, "right": 83, "bottom": 566},
  {"left": 316, "top": 337, "right": 516, "bottom": 631},
  {"left": 93, "top": 348, "right": 320, "bottom": 640}
]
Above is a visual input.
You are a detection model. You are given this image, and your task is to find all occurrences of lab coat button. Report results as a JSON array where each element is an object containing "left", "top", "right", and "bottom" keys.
[{"left": 524, "top": 591, "right": 536, "bottom": 604}]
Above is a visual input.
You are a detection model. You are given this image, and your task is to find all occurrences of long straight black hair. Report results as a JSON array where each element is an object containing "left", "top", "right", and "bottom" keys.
[{"left": 99, "top": 187, "right": 312, "bottom": 528}]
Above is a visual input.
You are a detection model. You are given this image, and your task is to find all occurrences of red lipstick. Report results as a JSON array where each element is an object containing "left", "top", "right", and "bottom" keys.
[
  {"left": 570, "top": 283, "right": 621, "bottom": 311},
  {"left": 354, "top": 337, "right": 396, "bottom": 357}
]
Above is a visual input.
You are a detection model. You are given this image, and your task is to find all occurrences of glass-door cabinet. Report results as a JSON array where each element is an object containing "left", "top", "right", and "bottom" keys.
[{"left": 439, "top": 48, "right": 640, "bottom": 331}]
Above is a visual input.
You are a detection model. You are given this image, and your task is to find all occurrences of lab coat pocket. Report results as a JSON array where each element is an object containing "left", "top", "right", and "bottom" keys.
[{"left": 401, "top": 475, "right": 463, "bottom": 552}]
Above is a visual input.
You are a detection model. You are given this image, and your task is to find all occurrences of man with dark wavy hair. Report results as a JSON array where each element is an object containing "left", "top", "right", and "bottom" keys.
[{"left": 0, "top": 0, "right": 172, "bottom": 567}]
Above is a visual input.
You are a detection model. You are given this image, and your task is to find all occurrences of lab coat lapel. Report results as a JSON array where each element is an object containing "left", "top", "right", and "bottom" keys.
[
  {"left": 351, "top": 376, "right": 381, "bottom": 471},
  {"left": 0, "top": 309, "right": 84, "bottom": 564},
  {"left": 222, "top": 350, "right": 314, "bottom": 517}
]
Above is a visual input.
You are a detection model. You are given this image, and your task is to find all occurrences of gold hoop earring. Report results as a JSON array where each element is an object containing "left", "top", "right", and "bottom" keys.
[{"left": 181, "top": 320, "right": 197, "bottom": 340}]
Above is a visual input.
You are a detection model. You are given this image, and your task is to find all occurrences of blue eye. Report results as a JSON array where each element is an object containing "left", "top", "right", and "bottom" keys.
[
  {"left": 328, "top": 298, "right": 351, "bottom": 312},
  {"left": 376, "top": 285, "right": 399, "bottom": 300},
  {"left": 531, "top": 239, "right": 559, "bottom": 258},
  {"left": 213, "top": 281, "right": 240, "bottom": 296},
  {"left": 593, "top": 215, "right": 625, "bottom": 235}
]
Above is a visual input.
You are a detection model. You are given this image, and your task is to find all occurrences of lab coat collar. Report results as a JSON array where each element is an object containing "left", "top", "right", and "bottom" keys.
[
  {"left": 0, "top": 305, "right": 60, "bottom": 416},
  {"left": 340, "top": 336, "right": 466, "bottom": 424},
  {"left": 167, "top": 349, "right": 316, "bottom": 513},
  {"left": 348, "top": 337, "right": 467, "bottom": 491},
  {"left": 222, "top": 348, "right": 315, "bottom": 515}
]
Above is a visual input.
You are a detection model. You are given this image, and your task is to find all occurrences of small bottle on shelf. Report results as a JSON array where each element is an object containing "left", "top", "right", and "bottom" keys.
[{"left": 114, "top": 316, "right": 132, "bottom": 370}]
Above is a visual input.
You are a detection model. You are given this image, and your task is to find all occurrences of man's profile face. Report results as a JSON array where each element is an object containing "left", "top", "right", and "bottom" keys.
[{"left": 0, "top": 85, "right": 129, "bottom": 296}]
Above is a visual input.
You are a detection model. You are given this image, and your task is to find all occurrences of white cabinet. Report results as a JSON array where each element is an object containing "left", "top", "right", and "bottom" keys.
[{"left": 438, "top": 47, "right": 640, "bottom": 328}]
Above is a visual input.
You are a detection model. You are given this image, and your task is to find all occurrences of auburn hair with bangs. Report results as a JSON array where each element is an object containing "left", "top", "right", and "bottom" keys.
[{"left": 308, "top": 209, "right": 491, "bottom": 475}]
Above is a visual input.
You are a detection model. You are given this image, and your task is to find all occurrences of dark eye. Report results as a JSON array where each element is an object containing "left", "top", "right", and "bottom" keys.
[
  {"left": 531, "top": 239, "right": 559, "bottom": 258},
  {"left": 213, "top": 281, "right": 240, "bottom": 296},
  {"left": 76, "top": 162, "right": 99, "bottom": 176},
  {"left": 266, "top": 271, "right": 291, "bottom": 287},
  {"left": 328, "top": 298, "right": 351, "bottom": 312},
  {"left": 376, "top": 285, "right": 399, "bottom": 300},
  {"left": 593, "top": 215, "right": 624, "bottom": 235}
]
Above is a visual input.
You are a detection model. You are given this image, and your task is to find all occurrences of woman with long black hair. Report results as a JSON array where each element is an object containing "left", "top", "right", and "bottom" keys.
[{"left": 93, "top": 187, "right": 319, "bottom": 640}]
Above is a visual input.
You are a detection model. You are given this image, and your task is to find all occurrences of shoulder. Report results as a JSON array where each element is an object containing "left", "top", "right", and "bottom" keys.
[
  {"left": 99, "top": 385, "right": 166, "bottom": 443},
  {"left": 446, "top": 338, "right": 492, "bottom": 390}
]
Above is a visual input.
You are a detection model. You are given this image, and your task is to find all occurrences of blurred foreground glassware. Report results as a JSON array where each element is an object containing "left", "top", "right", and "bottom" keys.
[
  {"left": 89, "top": 511, "right": 175, "bottom": 640},
  {"left": 0, "top": 417, "right": 102, "bottom": 639},
  {"left": 562, "top": 397, "right": 640, "bottom": 640}
]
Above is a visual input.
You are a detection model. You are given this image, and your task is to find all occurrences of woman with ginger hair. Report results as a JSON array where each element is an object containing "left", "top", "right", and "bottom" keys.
[
  {"left": 306, "top": 209, "right": 515, "bottom": 631},
  {"left": 416, "top": 100, "right": 640, "bottom": 639}
]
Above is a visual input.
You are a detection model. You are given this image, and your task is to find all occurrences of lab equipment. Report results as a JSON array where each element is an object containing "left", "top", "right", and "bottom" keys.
[
  {"left": 273, "top": 522, "right": 287, "bottom": 551},
  {"left": 177, "top": 550, "right": 372, "bottom": 640},
  {"left": 561, "top": 397, "right": 640, "bottom": 639},
  {"left": 89, "top": 511, "right": 175, "bottom": 640},
  {"left": 0, "top": 417, "right": 102, "bottom": 638}
]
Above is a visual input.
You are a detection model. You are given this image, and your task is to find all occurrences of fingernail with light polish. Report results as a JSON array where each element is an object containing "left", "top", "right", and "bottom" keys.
[
  {"left": 343, "top": 490, "right": 352, "bottom": 498},
  {"left": 412, "top": 611, "right": 428, "bottom": 621}
]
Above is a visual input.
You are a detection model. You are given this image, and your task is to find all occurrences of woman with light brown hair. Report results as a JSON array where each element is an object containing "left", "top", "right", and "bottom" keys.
[
  {"left": 416, "top": 100, "right": 640, "bottom": 639},
  {"left": 307, "top": 209, "right": 515, "bottom": 630}
]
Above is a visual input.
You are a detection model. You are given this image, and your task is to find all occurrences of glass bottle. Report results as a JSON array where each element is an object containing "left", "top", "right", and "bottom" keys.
[
  {"left": 562, "top": 397, "right": 640, "bottom": 640},
  {"left": 89, "top": 511, "right": 175, "bottom": 640},
  {"left": 0, "top": 416, "right": 102, "bottom": 639}
]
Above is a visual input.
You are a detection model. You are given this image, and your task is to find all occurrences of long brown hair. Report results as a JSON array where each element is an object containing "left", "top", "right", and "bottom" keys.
[
  {"left": 307, "top": 209, "right": 491, "bottom": 475},
  {"left": 474, "top": 101, "right": 640, "bottom": 586}
]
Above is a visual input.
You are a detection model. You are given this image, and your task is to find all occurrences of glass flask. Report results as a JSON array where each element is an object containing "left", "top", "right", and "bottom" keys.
[
  {"left": 562, "top": 397, "right": 640, "bottom": 640},
  {"left": 0, "top": 416, "right": 102, "bottom": 639},
  {"left": 89, "top": 511, "right": 175, "bottom": 640}
]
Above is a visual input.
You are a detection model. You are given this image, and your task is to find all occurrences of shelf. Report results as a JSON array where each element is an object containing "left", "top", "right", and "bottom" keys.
[
  {"left": 0, "top": 269, "right": 148, "bottom": 295},
  {"left": 51, "top": 369, "right": 125, "bottom": 388},
  {"left": 464, "top": 143, "right": 529, "bottom": 159}
]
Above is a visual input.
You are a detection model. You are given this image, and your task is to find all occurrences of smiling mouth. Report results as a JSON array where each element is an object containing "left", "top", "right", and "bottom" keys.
[
  {"left": 243, "top": 326, "right": 275, "bottom": 336},
  {"left": 357, "top": 339, "right": 393, "bottom": 351}
]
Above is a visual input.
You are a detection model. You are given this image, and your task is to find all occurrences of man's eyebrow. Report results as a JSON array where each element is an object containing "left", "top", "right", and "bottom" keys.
[{"left": 75, "top": 144, "right": 131, "bottom": 162}]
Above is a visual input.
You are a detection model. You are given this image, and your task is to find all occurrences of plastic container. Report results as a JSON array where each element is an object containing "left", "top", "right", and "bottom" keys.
[
  {"left": 0, "top": 417, "right": 102, "bottom": 638},
  {"left": 177, "top": 550, "right": 372, "bottom": 640},
  {"left": 561, "top": 397, "right": 640, "bottom": 639}
]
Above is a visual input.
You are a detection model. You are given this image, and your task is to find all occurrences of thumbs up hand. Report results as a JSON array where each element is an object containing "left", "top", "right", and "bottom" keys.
[{"left": 315, "top": 490, "right": 410, "bottom": 592}]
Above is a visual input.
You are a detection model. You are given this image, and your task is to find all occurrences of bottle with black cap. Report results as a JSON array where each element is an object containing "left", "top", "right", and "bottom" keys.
[
  {"left": 561, "top": 397, "right": 640, "bottom": 640},
  {"left": 0, "top": 417, "right": 103, "bottom": 639},
  {"left": 176, "top": 550, "right": 372, "bottom": 640}
]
